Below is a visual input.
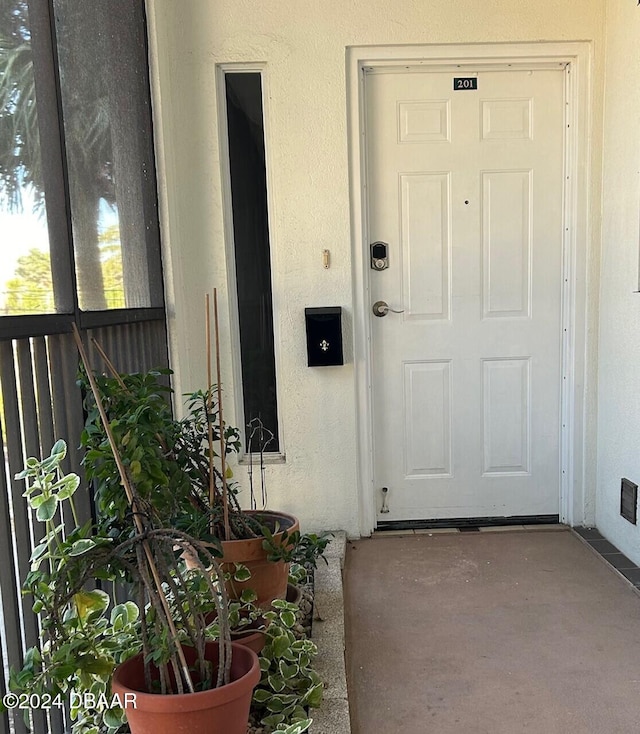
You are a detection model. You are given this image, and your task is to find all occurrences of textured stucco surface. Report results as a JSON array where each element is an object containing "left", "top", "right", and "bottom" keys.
[
  {"left": 595, "top": 0, "right": 640, "bottom": 563},
  {"left": 146, "top": 0, "right": 606, "bottom": 537}
]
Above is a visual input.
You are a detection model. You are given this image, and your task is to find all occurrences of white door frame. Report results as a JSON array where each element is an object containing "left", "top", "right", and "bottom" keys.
[{"left": 347, "top": 42, "right": 592, "bottom": 536}]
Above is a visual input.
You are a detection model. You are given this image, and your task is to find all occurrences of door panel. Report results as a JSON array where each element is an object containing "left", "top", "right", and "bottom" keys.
[
  {"left": 367, "top": 68, "right": 565, "bottom": 521},
  {"left": 482, "top": 169, "right": 531, "bottom": 318},
  {"left": 403, "top": 360, "right": 452, "bottom": 477},
  {"left": 401, "top": 172, "right": 451, "bottom": 320},
  {"left": 482, "top": 357, "right": 530, "bottom": 474}
]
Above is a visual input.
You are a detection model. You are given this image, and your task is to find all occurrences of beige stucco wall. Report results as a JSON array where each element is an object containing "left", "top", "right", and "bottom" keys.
[
  {"left": 596, "top": 1, "right": 640, "bottom": 562},
  {"left": 146, "top": 0, "right": 605, "bottom": 537}
]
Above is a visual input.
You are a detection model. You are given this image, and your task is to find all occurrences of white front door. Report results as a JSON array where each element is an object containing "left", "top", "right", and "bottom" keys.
[{"left": 366, "top": 67, "right": 565, "bottom": 522}]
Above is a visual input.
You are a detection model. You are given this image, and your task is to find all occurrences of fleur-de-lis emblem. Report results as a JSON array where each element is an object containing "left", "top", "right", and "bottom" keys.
[{"left": 320, "top": 339, "right": 330, "bottom": 352}]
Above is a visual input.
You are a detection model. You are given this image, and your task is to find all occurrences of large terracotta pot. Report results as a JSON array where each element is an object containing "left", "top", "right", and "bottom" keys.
[
  {"left": 111, "top": 642, "right": 259, "bottom": 734},
  {"left": 221, "top": 510, "right": 300, "bottom": 610}
]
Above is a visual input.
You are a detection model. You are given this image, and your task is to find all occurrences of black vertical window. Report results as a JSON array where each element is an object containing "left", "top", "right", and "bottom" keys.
[{"left": 225, "top": 72, "right": 279, "bottom": 452}]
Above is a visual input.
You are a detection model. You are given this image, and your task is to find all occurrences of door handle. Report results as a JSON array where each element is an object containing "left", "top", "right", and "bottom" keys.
[{"left": 372, "top": 300, "right": 404, "bottom": 317}]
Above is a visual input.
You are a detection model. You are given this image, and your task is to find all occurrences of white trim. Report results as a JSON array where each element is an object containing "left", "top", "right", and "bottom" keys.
[
  {"left": 145, "top": 1, "right": 180, "bottom": 405},
  {"left": 216, "top": 63, "right": 286, "bottom": 461},
  {"left": 347, "top": 42, "right": 592, "bottom": 536}
]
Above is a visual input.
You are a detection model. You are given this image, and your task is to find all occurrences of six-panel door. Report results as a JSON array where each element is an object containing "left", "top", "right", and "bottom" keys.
[{"left": 366, "top": 68, "right": 565, "bottom": 521}]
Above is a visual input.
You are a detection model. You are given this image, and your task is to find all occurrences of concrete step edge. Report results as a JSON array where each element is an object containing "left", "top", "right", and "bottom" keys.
[{"left": 310, "top": 531, "right": 351, "bottom": 734}]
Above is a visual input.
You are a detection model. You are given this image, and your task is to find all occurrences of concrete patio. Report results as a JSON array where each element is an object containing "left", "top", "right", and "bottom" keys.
[{"left": 344, "top": 528, "right": 640, "bottom": 734}]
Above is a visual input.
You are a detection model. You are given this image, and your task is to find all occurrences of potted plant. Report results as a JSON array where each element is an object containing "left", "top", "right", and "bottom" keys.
[
  {"left": 199, "top": 575, "right": 324, "bottom": 731},
  {"left": 251, "top": 598, "right": 324, "bottom": 731},
  {"left": 5, "top": 438, "right": 140, "bottom": 734},
  {"left": 7, "top": 427, "right": 260, "bottom": 734},
  {"left": 79, "top": 358, "right": 309, "bottom": 609},
  {"left": 175, "top": 386, "right": 302, "bottom": 608}
]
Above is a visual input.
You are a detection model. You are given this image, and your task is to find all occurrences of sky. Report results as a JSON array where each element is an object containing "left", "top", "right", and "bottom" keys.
[
  {"left": 0, "top": 186, "right": 49, "bottom": 308},
  {"left": 0, "top": 187, "right": 119, "bottom": 312}
]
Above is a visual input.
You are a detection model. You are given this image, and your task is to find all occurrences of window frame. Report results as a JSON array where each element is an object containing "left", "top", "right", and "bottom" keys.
[{"left": 217, "top": 62, "right": 285, "bottom": 461}]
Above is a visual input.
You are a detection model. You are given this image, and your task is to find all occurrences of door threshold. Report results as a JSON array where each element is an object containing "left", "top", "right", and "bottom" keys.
[{"left": 376, "top": 514, "right": 560, "bottom": 532}]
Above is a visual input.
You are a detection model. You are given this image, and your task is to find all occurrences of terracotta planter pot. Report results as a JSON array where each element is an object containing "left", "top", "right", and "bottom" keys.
[
  {"left": 206, "top": 583, "right": 301, "bottom": 655},
  {"left": 286, "top": 582, "right": 302, "bottom": 607},
  {"left": 229, "top": 617, "right": 267, "bottom": 655},
  {"left": 204, "top": 610, "right": 267, "bottom": 655},
  {"left": 111, "top": 642, "right": 259, "bottom": 734},
  {"left": 217, "top": 584, "right": 301, "bottom": 654},
  {"left": 221, "top": 510, "right": 300, "bottom": 610}
]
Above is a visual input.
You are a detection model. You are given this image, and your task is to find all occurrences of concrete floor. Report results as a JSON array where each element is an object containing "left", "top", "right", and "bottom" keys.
[{"left": 344, "top": 529, "right": 640, "bottom": 734}]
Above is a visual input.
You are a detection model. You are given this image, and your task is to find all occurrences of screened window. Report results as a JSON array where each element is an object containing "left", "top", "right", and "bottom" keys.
[
  {"left": 54, "top": 0, "right": 162, "bottom": 311},
  {"left": 0, "top": 0, "right": 163, "bottom": 328},
  {"left": 0, "top": 0, "right": 57, "bottom": 315}
]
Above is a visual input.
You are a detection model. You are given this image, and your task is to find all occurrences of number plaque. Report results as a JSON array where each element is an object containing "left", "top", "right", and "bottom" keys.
[{"left": 453, "top": 77, "right": 478, "bottom": 90}]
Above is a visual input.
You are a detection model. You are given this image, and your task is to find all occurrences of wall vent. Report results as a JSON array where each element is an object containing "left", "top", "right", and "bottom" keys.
[{"left": 620, "top": 478, "right": 638, "bottom": 525}]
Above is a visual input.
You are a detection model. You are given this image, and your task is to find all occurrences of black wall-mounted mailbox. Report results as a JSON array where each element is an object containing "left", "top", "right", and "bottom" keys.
[{"left": 305, "top": 307, "right": 344, "bottom": 366}]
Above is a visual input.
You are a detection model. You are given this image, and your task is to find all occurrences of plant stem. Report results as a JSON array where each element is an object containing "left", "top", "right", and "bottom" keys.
[
  {"left": 68, "top": 496, "right": 80, "bottom": 528},
  {"left": 205, "top": 294, "right": 215, "bottom": 536},
  {"left": 45, "top": 519, "right": 58, "bottom": 576}
]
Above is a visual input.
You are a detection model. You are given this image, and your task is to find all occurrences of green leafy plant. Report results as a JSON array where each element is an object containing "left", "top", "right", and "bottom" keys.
[
  {"left": 175, "top": 564, "right": 261, "bottom": 644},
  {"left": 252, "top": 599, "right": 323, "bottom": 731},
  {"left": 274, "top": 720, "right": 313, "bottom": 734},
  {"left": 79, "top": 368, "right": 195, "bottom": 541},
  {"left": 5, "top": 433, "right": 236, "bottom": 734},
  {"left": 175, "top": 386, "right": 259, "bottom": 541},
  {"left": 288, "top": 563, "right": 309, "bottom": 586},
  {"left": 190, "top": 562, "right": 320, "bottom": 734},
  {"left": 81, "top": 367, "right": 327, "bottom": 572},
  {"left": 263, "top": 527, "right": 333, "bottom": 569},
  {"left": 4, "top": 439, "right": 141, "bottom": 733},
  {"left": 79, "top": 370, "right": 262, "bottom": 546}
]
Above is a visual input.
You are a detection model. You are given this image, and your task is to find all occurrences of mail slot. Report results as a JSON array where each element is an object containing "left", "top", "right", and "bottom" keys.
[{"left": 305, "top": 307, "right": 344, "bottom": 366}]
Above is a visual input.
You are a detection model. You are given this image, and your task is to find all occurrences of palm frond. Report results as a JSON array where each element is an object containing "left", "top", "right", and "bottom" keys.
[{"left": 0, "top": 32, "right": 42, "bottom": 210}]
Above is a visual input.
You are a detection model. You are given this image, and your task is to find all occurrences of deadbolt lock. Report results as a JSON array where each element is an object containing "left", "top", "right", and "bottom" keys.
[{"left": 370, "top": 241, "right": 389, "bottom": 270}]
